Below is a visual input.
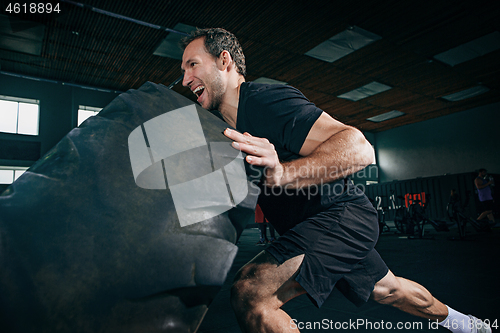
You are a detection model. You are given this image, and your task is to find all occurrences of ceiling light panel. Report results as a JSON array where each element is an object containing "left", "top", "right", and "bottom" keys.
[
  {"left": 305, "top": 26, "right": 382, "bottom": 63},
  {"left": 366, "top": 110, "right": 405, "bottom": 123},
  {"left": 433, "top": 31, "right": 500, "bottom": 66},
  {"left": 153, "top": 23, "right": 196, "bottom": 60},
  {"left": 441, "top": 86, "right": 490, "bottom": 101},
  {"left": 0, "top": 14, "right": 45, "bottom": 56},
  {"left": 337, "top": 81, "right": 392, "bottom": 101}
]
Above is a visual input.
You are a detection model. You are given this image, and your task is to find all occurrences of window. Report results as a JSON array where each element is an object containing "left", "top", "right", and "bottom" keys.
[
  {"left": 78, "top": 105, "right": 102, "bottom": 126},
  {"left": 0, "top": 95, "right": 39, "bottom": 135},
  {"left": 0, "top": 167, "right": 28, "bottom": 184}
]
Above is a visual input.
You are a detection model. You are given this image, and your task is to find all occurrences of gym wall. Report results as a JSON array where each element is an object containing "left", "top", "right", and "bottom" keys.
[
  {"left": 1, "top": 73, "right": 499, "bottom": 197},
  {"left": 365, "top": 172, "right": 499, "bottom": 221},
  {"left": 0, "top": 73, "right": 119, "bottom": 192},
  {"left": 375, "top": 102, "right": 500, "bottom": 183}
]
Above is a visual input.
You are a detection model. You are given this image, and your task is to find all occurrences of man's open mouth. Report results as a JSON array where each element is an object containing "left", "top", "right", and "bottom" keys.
[{"left": 193, "top": 85, "right": 205, "bottom": 98}]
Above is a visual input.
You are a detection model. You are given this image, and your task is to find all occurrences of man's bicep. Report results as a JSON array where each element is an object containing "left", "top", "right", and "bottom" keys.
[{"left": 298, "top": 112, "right": 350, "bottom": 156}]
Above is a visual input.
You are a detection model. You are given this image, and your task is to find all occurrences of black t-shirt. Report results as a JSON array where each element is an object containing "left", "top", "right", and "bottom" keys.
[
  {"left": 237, "top": 82, "right": 322, "bottom": 162},
  {"left": 237, "top": 82, "right": 362, "bottom": 234}
]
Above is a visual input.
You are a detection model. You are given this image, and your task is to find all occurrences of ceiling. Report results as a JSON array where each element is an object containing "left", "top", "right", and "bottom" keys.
[{"left": 1, "top": 0, "right": 499, "bottom": 132}]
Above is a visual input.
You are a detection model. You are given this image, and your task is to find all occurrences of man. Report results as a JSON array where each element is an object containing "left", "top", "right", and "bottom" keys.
[
  {"left": 475, "top": 169, "right": 495, "bottom": 226},
  {"left": 180, "top": 28, "right": 490, "bottom": 333}
]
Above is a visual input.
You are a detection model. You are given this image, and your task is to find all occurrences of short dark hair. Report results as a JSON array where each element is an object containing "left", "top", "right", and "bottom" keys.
[
  {"left": 181, "top": 28, "right": 246, "bottom": 77},
  {"left": 478, "top": 168, "right": 487, "bottom": 173}
]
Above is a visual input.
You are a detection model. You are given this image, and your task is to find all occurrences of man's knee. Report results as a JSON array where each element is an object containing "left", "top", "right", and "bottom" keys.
[
  {"left": 230, "top": 263, "right": 266, "bottom": 313},
  {"left": 230, "top": 271, "right": 277, "bottom": 330},
  {"left": 371, "top": 271, "right": 404, "bottom": 306},
  {"left": 231, "top": 275, "right": 252, "bottom": 310},
  {"left": 372, "top": 272, "right": 435, "bottom": 310}
]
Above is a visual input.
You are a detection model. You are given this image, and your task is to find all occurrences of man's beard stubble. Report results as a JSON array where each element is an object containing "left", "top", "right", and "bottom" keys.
[{"left": 205, "top": 66, "right": 225, "bottom": 112}]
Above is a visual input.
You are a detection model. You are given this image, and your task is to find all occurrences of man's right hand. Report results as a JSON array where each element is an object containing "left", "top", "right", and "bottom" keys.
[{"left": 223, "top": 128, "right": 286, "bottom": 187}]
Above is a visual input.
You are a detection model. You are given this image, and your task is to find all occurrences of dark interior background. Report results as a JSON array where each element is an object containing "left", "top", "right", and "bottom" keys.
[{"left": 1, "top": 0, "right": 499, "bottom": 217}]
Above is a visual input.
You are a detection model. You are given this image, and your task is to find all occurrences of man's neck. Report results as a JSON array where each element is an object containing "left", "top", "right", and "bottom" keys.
[{"left": 219, "top": 76, "right": 245, "bottom": 128}]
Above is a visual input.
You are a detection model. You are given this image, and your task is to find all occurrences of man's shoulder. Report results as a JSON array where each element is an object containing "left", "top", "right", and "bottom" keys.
[
  {"left": 239, "top": 82, "right": 311, "bottom": 118},
  {"left": 241, "top": 82, "right": 304, "bottom": 101}
]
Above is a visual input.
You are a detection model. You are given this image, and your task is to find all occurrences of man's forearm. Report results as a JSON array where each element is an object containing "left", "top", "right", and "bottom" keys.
[{"left": 269, "top": 128, "right": 374, "bottom": 188}]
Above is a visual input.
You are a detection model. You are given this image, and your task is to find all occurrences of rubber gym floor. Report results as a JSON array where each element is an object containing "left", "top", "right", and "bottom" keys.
[{"left": 198, "top": 222, "right": 500, "bottom": 332}]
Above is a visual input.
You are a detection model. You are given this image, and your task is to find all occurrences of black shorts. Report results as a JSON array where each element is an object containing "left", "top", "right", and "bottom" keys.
[
  {"left": 266, "top": 198, "right": 389, "bottom": 308},
  {"left": 479, "top": 200, "right": 494, "bottom": 212}
]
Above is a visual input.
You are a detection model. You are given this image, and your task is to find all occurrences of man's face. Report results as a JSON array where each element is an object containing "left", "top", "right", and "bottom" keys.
[{"left": 181, "top": 38, "right": 225, "bottom": 111}]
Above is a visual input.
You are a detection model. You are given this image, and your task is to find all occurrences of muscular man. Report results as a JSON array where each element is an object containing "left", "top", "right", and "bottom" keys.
[
  {"left": 475, "top": 169, "right": 495, "bottom": 225},
  {"left": 180, "top": 28, "right": 490, "bottom": 333}
]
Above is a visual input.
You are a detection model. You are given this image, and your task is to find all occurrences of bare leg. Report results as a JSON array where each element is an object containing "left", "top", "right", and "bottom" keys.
[
  {"left": 371, "top": 270, "right": 448, "bottom": 321},
  {"left": 231, "top": 251, "right": 307, "bottom": 333},
  {"left": 477, "top": 210, "right": 492, "bottom": 221}
]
